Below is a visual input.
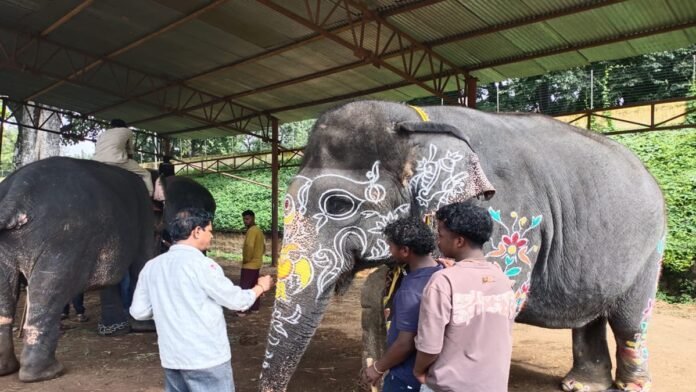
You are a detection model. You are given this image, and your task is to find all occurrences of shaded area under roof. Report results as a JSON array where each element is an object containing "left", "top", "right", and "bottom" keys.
[{"left": 0, "top": 0, "right": 695, "bottom": 139}]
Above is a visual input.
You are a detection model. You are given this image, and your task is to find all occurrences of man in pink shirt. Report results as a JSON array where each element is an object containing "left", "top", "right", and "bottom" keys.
[{"left": 413, "top": 202, "right": 515, "bottom": 392}]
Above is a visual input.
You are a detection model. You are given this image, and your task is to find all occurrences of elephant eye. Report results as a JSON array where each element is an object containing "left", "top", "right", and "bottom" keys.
[{"left": 322, "top": 192, "right": 357, "bottom": 218}]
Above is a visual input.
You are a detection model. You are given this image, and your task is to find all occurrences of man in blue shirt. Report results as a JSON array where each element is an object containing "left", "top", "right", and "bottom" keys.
[{"left": 361, "top": 217, "right": 441, "bottom": 391}]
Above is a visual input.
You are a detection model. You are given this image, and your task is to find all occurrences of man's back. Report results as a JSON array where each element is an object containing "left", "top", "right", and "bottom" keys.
[
  {"left": 131, "top": 244, "right": 255, "bottom": 370},
  {"left": 93, "top": 127, "right": 132, "bottom": 164},
  {"left": 416, "top": 258, "right": 515, "bottom": 392}
]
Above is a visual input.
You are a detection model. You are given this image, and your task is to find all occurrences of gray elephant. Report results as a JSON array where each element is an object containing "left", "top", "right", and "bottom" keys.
[
  {"left": 0, "top": 157, "right": 156, "bottom": 382},
  {"left": 259, "top": 101, "right": 665, "bottom": 392}
]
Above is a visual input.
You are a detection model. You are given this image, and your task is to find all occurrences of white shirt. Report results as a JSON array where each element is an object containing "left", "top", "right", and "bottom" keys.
[
  {"left": 93, "top": 127, "right": 134, "bottom": 164},
  {"left": 130, "top": 244, "right": 257, "bottom": 370}
]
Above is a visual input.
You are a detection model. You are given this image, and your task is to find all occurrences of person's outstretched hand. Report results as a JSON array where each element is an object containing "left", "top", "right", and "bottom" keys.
[{"left": 257, "top": 275, "right": 275, "bottom": 292}]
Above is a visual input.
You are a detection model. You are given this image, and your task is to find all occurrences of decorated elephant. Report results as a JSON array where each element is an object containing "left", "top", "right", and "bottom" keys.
[
  {"left": 0, "top": 157, "right": 215, "bottom": 382},
  {"left": 259, "top": 101, "right": 665, "bottom": 392}
]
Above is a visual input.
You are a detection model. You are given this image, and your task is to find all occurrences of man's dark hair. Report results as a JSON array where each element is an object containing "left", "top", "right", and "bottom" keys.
[
  {"left": 436, "top": 202, "right": 493, "bottom": 248},
  {"left": 169, "top": 208, "right": 213, "bottom": 242},
  {"left": 383, "top": 217, "right": 435, "bottom": 256},
  {"left": 242, "top": 210, "right": 255, "bottom": 218},
  {"left": 110, "top": 119, "right": 127, "bottom": 127}
]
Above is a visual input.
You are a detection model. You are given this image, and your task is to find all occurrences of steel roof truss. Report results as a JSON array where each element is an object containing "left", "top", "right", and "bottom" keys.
[{"left": 258, "top": 0, "right": 468, "bottom": 104}]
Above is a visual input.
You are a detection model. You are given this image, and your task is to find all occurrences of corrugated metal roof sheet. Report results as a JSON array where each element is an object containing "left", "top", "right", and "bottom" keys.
[{"left": 0, "top": 0, "right": 694, "bottom": 139}]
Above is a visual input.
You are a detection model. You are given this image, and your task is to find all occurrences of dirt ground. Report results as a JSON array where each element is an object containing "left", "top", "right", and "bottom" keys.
[{"left": 4, "top": 262, "right": 695, "bottom": 392}]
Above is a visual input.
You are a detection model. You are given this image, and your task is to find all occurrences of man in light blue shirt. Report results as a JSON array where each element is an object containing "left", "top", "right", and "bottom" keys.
[{"left": 130, "top": 207, "right": 274, "bottom": 392}]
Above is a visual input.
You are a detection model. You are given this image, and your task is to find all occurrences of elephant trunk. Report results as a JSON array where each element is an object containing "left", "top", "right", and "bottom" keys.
[{"left": 258, "top": 280, "right": 335, "bottom": 392}]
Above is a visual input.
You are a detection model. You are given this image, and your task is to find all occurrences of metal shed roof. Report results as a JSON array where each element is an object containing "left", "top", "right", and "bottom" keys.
[{"left": 0, "top": 0, "right": 694, "bottom": 140}]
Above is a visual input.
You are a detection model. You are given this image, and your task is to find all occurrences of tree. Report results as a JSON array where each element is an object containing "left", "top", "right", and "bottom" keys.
[{"left": 11, "top": 102, "right": 62, "bottom": 169}]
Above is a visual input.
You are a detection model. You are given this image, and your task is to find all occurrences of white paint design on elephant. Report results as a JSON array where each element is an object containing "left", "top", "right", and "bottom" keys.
[
  {"left": 410, "top": 144, "right": 471, "bottom": 208},
  {"left": 266, "top": 144, "right": 487, "bottom": 366},
  {"left": 262, "top": 304, "right": 302, "bottom": 369}
]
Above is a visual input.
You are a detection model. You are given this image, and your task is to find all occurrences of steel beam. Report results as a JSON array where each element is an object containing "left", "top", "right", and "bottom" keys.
[
  {"left": 0, "top": 98, "right": 5, "bottom": 166},
  {"left": 469, "top": 20, "right": 696, "bottom": 72},
  {"left": 25, "top": 0, "right": 229, "bottom": 102},
  {"left": 126, "top": 0, "right": 624, "bottom": 126},
  {"left": 0, "top": 27, "right": 276, "bottom": 143},
  {"left": 271, "top": 117, "right": 279, "bottom": 267},
  {"left": 86, "top": 0, "right": 445, "bottom": 117},
  {"left": 258, "top": 0, "right": 468, "bottom": 103}
]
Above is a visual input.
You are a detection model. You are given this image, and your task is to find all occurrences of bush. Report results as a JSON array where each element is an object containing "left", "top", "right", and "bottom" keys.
[
  {"left": 611, "top": 129, "right": 696, "bottom": 300},
  {"left": 190, "top": 167, "right": 298, "bottom": 233}
]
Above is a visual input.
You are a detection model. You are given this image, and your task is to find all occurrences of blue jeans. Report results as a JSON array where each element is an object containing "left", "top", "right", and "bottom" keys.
[
  {"left": 164, "top": 360, "right": 234, "bottom": 392},
  {"left": 119, "top": 275, "right": 132, "bottom": 309},
  {"left": 383, "top": 373, "right": 420, "bottom": 392}
]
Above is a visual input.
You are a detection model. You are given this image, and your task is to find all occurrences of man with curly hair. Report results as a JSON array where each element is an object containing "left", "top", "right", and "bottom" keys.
[
  {"left": 413, "top": 201, "right": 515, "bottom": 392},
  {"left": 361, "top": 217, "right": 441, "bottom": 391}
]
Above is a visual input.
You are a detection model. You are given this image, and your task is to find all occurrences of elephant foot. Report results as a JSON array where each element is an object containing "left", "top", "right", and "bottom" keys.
[
  {"left": 0, "top": 353, "right": 19, "bottom": 376},
  {"left": 129, "top": 318, "right": 156, "bottom": 333},
  {"left": 561, "top": 370, "right": 613, "bottom": 392},
  {"left": 18, "top": 358, "right": 64, "bottom": 382},
  {"left": 615, "top": 378, "right": 651, "bottom": 392}
]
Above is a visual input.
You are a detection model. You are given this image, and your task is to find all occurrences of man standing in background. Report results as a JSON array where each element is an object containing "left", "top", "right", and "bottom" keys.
[{"left": 238, "top": 210, "right": 265, "bottom": 317}]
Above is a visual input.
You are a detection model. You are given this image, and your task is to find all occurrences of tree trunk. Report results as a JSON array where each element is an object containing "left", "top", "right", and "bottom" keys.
[{"left": 12, "top": 102, "right": 62, "bottom": 169}]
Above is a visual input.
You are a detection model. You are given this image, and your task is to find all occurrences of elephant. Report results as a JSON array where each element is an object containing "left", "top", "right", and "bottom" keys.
[
  {"left": 0, "top": 157, "right": 216, "bottom": 383},
  {"left": 259, "top": 101, "right": 665, "bottom": 392}
]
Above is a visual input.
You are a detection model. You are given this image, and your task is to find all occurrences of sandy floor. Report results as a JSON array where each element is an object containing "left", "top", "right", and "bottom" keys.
[{"left": 3, "top": 263, "right": 694, "bottom": 392}]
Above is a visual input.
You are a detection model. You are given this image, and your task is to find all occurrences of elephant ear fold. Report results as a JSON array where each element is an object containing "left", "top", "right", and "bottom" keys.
[{"left": 396, "top": 121, "right": 474, "bottom": 152}]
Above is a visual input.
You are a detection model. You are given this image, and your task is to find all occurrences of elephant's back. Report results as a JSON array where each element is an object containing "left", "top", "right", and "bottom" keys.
[{"left": 2, "top": 157, "right": 152, "bottom": 233}]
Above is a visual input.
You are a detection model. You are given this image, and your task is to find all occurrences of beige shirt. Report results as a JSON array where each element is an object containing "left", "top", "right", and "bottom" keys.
[
  {"left": 415, "top": 258, "right": 515, "bottom": 392},
  {"left": 93, "top": 127, "right": 134, "bottom": 164}
]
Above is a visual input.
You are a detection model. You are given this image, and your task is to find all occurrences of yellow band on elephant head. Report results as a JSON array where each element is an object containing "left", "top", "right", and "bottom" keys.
[{"left": 408, "top": 105, "right": 430, "bottom": 122}]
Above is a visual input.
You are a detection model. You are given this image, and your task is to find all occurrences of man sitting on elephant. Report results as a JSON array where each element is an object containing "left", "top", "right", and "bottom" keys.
[
  {"left": 93, "top": 119, "right": 153, "bottom": 197},
  {"left": 361, "top": 217, "right": 441, "bottom": 391}
]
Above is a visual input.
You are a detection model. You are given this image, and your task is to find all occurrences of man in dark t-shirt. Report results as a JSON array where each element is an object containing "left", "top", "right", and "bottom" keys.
[{"left": 360, "top": 217, "right": 442, "bottom": 391}]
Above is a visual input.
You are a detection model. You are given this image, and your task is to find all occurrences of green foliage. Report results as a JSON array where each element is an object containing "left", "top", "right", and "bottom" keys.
[
  {"left": 172, "top": 119, "right": 314, "bottom": 159},
  {"left": 191, "top": 167, "right": 299, "bottom": 233},
  {"left": 611, "top": 129, "right": 696, "bottom": 299},
  {"left": 0, "top": 105, "right": 16, "bottom": 175}
]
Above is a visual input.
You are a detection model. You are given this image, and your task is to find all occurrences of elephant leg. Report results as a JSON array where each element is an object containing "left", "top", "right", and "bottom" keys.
[
  {"left": 0, "top": 266, "right": 19, "bottom": 376},
  {"left": 561, "top": 317, "right": 613, "bottom": 392},
  {"left": 19, "top": 272, "right": 73, "bottom": 382},
  {"left": 360, "top": 266, "right": 388, "bottom": 365},
  {"left": 608, "top": 254, "right": 660, "bottom": 392},
  {"left": 98, "top": 284, "right": 131, "bottom": 336}
]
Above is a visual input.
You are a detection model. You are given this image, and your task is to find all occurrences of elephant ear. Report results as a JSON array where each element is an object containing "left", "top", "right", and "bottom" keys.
[
  {"left": 396, "top": 121, "right": 475, "bottom": 152},
  {"left": 396, "top": 121, "right": 495, "bottom": 202}
]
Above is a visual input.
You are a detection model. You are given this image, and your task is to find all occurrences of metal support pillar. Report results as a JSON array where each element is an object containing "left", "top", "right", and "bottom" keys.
[
  {"left": 162, "top": 137, "right": 171, "bottom": 157},
  {"left": 0, "top": 98, "right": 5, "bottom": 168},
  {"left": 271, "top": 118, "right": 279, "bottom": 267},
  {"left": 466, "top": 77, "right": 477, "bottom": 108}
]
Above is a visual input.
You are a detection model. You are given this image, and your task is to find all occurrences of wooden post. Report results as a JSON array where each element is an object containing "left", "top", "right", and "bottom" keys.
[
  {"left": 162, "top": 136, "right": 171, "bottom": 157},
  {"left": 466, "top": 76, "right": 477, "bottom": 109},
  {"left": 271, "top": 118, "right": 279, "bottom": 267}
]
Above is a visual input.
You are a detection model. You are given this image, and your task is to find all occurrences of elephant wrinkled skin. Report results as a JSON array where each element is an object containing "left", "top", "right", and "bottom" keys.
[{"left": 259, "top": 101, "right": 665, "bottom": 392}]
